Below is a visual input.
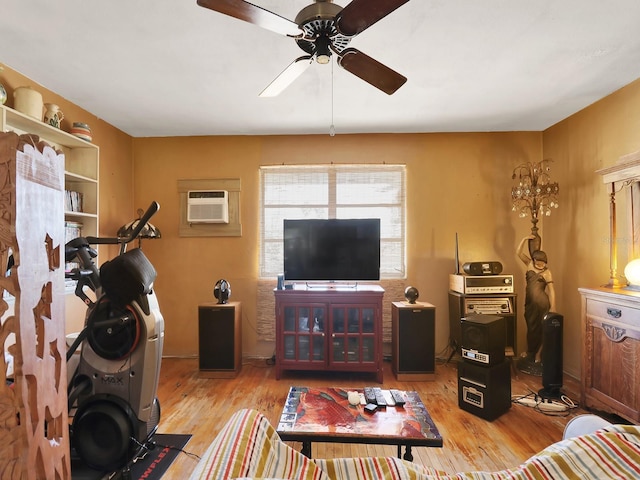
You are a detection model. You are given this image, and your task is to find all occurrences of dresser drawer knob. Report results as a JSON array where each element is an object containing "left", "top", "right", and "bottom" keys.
[{"left": 606, "top": 307, "right": 622, "bottom": 319}]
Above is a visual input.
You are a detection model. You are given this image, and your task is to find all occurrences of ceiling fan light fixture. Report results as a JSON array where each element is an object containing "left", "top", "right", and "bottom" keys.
[
  {"left": 198, "top": 0, "right": 409, "bottom": 95},
  {"left": 315, "top": 35, "right": 332, "bottom": 64}
]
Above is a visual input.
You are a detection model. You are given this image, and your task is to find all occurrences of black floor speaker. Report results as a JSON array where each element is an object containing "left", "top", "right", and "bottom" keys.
[
  {"left": 392, "top": 303, "right": 436, "bottom": 379},
  {"left": 199, "top": 306, "right": 236, "bottom": 370},
  {"left": 539, "top": 312, "right": 563, "bottom": 399},
  {"left": 198, "top": 302, "right": 242, "bottom": 377},
  {"left": 458, "top": 359, "right": 511, "bottom": 421}
]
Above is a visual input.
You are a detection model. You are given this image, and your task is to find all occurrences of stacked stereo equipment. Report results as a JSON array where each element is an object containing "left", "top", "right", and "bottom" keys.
[
  {"left": 457, "top": 313, "right": 511, "bottom": 420},
  {"left": 448, "top": 268, "right": 517, "bottom": 360}
]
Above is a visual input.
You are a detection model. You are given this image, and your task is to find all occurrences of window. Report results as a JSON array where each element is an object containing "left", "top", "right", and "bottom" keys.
[{"left": 259, "top": 164, "right": 406, "bottom": 279}]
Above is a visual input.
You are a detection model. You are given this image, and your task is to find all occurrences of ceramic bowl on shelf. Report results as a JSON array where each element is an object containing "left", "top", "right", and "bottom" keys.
[{"left": 70, "top": 122, "right": 92, "bottom": 142}]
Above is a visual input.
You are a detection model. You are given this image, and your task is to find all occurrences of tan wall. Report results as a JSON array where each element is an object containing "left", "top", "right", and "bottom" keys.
[
  {"left": 7, "top": 61, "right": 640, "bottom": 381},
  {"left": 132, "top": 133, "right": 542, "bottom": 360},
  {"left": 542, "top": 77, "right": 640, "bottom": 378},
  {"left": 1, "top": 64, "right": 135, "bottom": 331}
]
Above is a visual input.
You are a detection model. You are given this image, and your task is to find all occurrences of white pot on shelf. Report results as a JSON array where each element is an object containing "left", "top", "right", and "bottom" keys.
[{"left": 13, "top": 86, "right": 43, "bottom": 120}]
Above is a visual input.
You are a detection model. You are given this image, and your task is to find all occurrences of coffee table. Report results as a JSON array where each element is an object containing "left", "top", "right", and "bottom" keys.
[{"left": 276, "top": 386, "right": 443, "bottom": 461}]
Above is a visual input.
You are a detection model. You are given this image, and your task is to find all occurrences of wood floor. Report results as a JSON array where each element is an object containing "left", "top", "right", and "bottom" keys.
[{"left": 155, "top": 357, "right": 587, "bottom": 479}]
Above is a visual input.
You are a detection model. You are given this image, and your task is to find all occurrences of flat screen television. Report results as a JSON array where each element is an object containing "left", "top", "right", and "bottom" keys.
[{"left": 283, "top": 218, "right": 380, "bottom": 282}]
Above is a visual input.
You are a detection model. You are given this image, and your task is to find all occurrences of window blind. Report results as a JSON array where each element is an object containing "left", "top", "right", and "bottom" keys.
[{"left": 259, "top": 164, "right": 406, "bottom": 279}]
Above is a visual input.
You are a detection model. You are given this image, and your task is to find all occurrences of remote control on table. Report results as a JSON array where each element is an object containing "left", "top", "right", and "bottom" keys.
[
  {"left": 390, "top": 389, "right": 406, "bottom": 407},
  {"left": 364, "top": 403, "right": 377, "bottom": 414},
  {"left": 372, "top": 387, "right": 387, "bottom": 407},
  {"left": 363, "top": 387, "right": 377, "bottom": 405}
]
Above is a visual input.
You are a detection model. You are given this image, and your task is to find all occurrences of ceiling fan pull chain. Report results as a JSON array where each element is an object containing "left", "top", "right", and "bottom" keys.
[{"left": 330, "top": 59, "right": 336, "bottom": 137}]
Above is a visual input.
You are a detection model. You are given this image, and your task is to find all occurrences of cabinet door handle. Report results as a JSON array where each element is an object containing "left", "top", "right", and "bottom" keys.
[
  {"left": 606, "top": 308, "right": 622, "bottom": 319},
  {"left": 602, "top": 322, "right": 626, "bottom": 342}
]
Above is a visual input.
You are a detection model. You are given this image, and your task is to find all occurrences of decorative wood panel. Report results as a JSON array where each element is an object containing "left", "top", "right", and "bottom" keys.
[
  {"left": 591, "top": 325, "right": 639, "bottom": 411},
  {"left": 0, "top": 132, "right": 69, "bottom": 479}
]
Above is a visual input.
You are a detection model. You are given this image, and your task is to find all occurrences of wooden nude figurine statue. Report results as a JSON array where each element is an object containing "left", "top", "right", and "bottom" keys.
[{"left": 516, "top": 235, "right": 556, "bottom": 376}]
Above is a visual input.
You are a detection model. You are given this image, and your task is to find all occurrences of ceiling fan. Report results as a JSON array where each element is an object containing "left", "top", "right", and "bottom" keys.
[{"left": 196, "top": 0, "right": 410, "bottom": 96}]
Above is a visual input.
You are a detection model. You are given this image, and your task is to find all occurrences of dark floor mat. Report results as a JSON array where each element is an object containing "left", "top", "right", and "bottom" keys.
[{"left": 71, "top": 433, "right": 192, "bottom": 480}]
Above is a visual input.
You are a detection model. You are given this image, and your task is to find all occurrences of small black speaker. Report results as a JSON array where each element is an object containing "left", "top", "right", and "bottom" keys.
[
  {"left": 214, "top": 279, "right": 231, "bottom": 304},
  {"left": 460, "top": 314, "right": 505, "bottom": 366},
  {"left": 540, "top": 312, "right": 563, "bottom": 399},
  {"left": 458, "top": 359, "right": 511, "bottom": 421},
  {"left": 462, "top": 261, "right": 503, "bottom": 275}
]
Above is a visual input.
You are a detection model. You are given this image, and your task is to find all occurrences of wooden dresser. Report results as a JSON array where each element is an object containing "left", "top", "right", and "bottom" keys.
[{"left": 579, "top": 287, "right": 640, "bottom": 422}]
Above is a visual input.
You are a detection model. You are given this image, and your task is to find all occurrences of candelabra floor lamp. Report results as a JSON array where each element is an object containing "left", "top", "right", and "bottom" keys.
[
  {"left": 511, "top": 159, "right": 560, "bottom": 377},
  {"left": 511, "top": 159, "right": 560, "bottom": 254}
]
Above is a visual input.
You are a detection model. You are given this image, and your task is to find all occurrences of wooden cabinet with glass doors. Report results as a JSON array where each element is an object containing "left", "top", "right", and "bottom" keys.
[{"left": 275, "top": 285, "right": 384, "bottom": 382}]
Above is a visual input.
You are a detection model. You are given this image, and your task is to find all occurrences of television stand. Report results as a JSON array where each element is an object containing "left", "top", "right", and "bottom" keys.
[
  {"left": 304, "top": 282, "right": 359, "bottom": 289},
  {"left": 274, "top": 284, "right": 384, "bottom": 382}
]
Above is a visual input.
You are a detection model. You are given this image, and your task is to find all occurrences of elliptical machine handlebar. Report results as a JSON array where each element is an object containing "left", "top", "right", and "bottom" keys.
[
  {"left": 66, "top": 201, "right": 159, "bottom": 266},
  {"left": 65, "top": 201, "right": 160, "bottom": 303},
  {"left": 86, "top": 201, "right": 160, "bottom": 249}
]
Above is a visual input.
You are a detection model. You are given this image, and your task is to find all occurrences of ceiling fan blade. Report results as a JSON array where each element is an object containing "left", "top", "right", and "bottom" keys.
[
  {"left": 197, "top": 0, "right": 303, "bottom": 37},
  {"left": 337, "top": 48, "right": 407, "bottom": 95},
  {"left": 335, "top": 0, "right": 410, "bottom": 36},
  {"left": 259, "top": 56, "right": 314, "bottom": 97}
]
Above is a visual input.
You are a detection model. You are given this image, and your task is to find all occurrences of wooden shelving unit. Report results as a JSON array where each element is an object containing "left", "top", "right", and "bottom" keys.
[
  {"left": 1, "top": 104, "right": 99, "bottom": 331},
  {"left": 0, "top": 104, "right": 99, "bottom": 239}
]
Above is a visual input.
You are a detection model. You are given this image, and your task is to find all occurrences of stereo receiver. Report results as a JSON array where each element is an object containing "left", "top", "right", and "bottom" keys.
[
  {"left": 449, "top": 274, "right": 514, "bottom": 294},
  {"left": 464, "top": 297, "right": 513, "bottom": 315}
]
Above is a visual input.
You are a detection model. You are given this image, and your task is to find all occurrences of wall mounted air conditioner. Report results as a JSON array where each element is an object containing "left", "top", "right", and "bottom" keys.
[{"left": 187, "top": 190, "right": 229, "bottom": 223}]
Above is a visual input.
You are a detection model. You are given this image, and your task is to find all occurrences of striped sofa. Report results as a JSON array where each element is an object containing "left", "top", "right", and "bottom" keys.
[{"left": 188, "top": 409, "right": 640, "bottom": 480}]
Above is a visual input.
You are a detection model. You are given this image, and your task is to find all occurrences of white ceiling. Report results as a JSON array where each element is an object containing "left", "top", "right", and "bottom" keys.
[{"left": 2, "top": 0, "right": 640, "bottom": 137}]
